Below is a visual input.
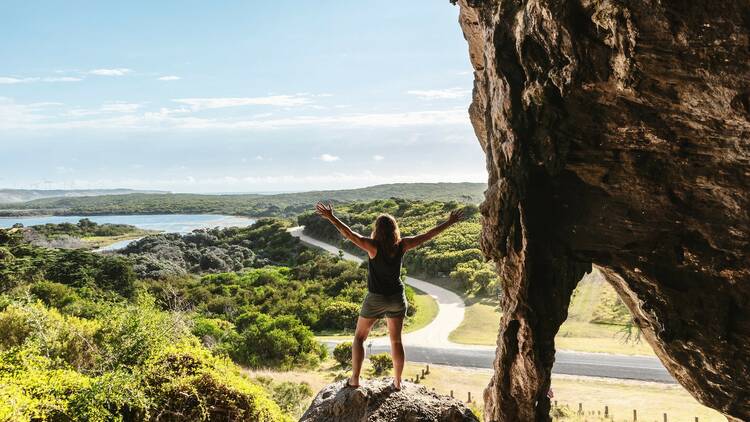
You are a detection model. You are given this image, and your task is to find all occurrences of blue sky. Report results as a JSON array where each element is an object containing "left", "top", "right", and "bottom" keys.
[{"left": 1, "top": 1, "right": 486, "bottom": 193}]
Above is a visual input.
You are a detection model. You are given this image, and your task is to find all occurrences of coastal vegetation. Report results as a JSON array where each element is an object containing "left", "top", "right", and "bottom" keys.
[
  {"left": 0, "top": 183, "right": 486, "bottom": 217},
  {"left": 0, "top": 215, "right": 436, "bottom": 419},
  {"left": 15, "top": 218, "right": 152, "bottom": 250}
]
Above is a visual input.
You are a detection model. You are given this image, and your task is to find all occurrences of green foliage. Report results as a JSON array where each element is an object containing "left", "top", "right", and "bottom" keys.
[
  {"left": 143, "top": 343, "right": 289, "bottom": 421},
  {"left": 319, "top": 301, "right": 360, "bottom": 330},
  {"left": 369, "top": 352, "right": 393, "bottom": 375},
  {"left": 450, "top": 259, "right": 500, "bottom": 294},
  {"left": 333, "top": 341, "right": 353, "bottom": 368},
  {"left": 230, "top": 311, "right": 325, "bottom": 369},
  {"left": 591, "top": 286, "right": 631, "bottom": 325},
  {"left": 1, "top": 183, "right": 486, "bottom": 217},
  {"left": 0, "top": 230, "right": 136, "bottom": 297},
  {"left": 122, "top": 219, "right": 302, "bottom": 279},
  {"left": 0, "top": 299, "right": 287, "bottom": 422},
  {"left": 28, "top": 218, "right": 137, "bottom": 238}
]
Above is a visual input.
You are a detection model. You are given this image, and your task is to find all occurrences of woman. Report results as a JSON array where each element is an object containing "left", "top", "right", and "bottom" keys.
[{"left": 315, "top": 202, "right": 464, "bottom": 390}]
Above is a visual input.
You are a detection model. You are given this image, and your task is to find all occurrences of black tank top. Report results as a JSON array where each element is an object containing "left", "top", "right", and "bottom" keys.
[{"left": 367, "top": 242, "right": 405, "bottom": 295}]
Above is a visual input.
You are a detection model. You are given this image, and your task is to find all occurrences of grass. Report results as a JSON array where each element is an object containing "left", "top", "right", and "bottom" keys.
[
  {"left": 440, "top": 270, "right": 656, "bottom": 356},
  {"left": 80, "top": 229, "right": 156, "bottom": 249},
  {"left": 315, "top": 287, "right": 439, "bottom": 340},
  {"left": 246, "top": 359, "right": 724, "bottom": 422}
]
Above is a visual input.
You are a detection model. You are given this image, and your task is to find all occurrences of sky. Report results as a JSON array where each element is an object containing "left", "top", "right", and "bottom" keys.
[{"left": 0, "top": 1, "right": 486, "bottom": 193}]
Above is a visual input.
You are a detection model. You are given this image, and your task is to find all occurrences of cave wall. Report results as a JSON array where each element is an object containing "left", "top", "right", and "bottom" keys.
[{"left": 456, "top": 0, "right": 750, "bottom": 421}]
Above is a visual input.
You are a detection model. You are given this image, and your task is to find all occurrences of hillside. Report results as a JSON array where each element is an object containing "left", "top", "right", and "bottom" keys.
[
  {"left": 0, "top": 188, "right": 165, "bottom": 203},
  {"left": 0, "top": 183, "right": 486, "bottom": 217}
]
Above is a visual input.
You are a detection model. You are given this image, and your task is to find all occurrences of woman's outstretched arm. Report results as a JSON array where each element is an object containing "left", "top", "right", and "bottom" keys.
[
  {"left": 401, "top": 208, "right": 464, "bottom": 252},
  {"left": 315, "top": 202, "right": 377, "bottom": 256}
]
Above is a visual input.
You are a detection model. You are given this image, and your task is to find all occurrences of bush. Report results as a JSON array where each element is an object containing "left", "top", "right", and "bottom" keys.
[
  {"left": 333, "top": 342, "right": 353, "bottom": 368},
  {"left": 318, "top": 301, "right": 359, "bottom": 330},
  {"left": 369, "top": 352, "right": 393, "bottom": 375},
  {"left": 230, "top": 312, "right": 325, "bottom": 369},
  {"left": 144, "top": 343, "right": 289, "bottom": 422}
]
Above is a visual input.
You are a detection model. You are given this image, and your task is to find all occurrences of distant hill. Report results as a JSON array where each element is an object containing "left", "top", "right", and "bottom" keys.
[
  {"left": 0, "top": 183, "right": 486, "bottom": 217},
  {"left": 0, "top": 189, "right": 166, "bottom": 204}
]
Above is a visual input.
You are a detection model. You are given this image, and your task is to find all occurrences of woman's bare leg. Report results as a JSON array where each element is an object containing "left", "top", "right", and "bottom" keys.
[
  {"left": 386, "top": 316, "right": 405, "bottom": 389},
  {"left": 350, "top": 316, "right": 377, "bottom": 387}
]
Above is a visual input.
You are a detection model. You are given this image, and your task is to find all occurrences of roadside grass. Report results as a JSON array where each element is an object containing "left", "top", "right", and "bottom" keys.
[
  {"left": 246, "top": 360, "right": 724, "bottom": 422},
  {"left": 429, "top": 271, "right": 656, "bottom": 356},
  {"left": 315, "top": 287, "right": 439, "bottom": 340}
]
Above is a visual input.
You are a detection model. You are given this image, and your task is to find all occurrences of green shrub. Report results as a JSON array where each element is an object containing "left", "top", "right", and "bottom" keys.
[
  {"left": 369, "top": 352, "right": 393, "bottom": 375},
  {"left": 29, "top": 281, "right": 80, "bottom": 309},
  {"left": 231, "top": 312, "right": 325, "bottom": 369},
  {"left": 144, "top": 343, "right": 289, "bottom": 422},
  {"left": 319, "top": 300, "right": 359, "bottom": 330},
  {"left": 270, "top": 381, "right": 313, "bottom": 418},
  {"left": 333, "top": 341, "right": 353, "bottom": 368}
]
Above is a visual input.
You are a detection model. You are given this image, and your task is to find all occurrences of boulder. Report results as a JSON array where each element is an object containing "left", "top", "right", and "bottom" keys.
[{"left": 300, "top": 378, "right": 479, "bottom": 422}]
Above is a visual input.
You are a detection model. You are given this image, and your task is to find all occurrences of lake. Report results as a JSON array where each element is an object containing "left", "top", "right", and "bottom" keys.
[{"left": 0, "top": 214, "right": 257, "bottom": 251}]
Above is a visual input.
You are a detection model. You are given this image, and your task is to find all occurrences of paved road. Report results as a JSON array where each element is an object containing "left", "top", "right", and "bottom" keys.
[
  {"left": 290, "top": 226, "right": 675, "bottom": 384},
  {"left": 321, "top": 343, "right": 675, "bottom": 384}
]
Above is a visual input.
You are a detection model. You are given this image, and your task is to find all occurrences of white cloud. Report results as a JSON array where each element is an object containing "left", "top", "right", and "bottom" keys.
[
  {"left": 319, "top": 154, "right": 340, "bottom": 162},
  {"left": 0, "top": 76, "right": 82, "bottom": 84},
  {"left": 43, "top": 77, "right": 82, "bottom": 82},
  {"left": 172, "top": 94, "right": 313, "bottom": 111},
  {"left": 100, "top": 102, "right": 142, "bottom": 113},
  {"left": 89, "top": 68, "right": 132, "bottom": 76},
  {"left": 0, "top": 77, "right": 37, "bottom": 84},
  {"left": 373, "top": 155, "right": 385, "bottom": 161},
  {"left": 65, "top": 102, "right": 142, "bottom": 117},
  {"left": 406, "top": 87, "right": 470, "bottom": 100},
  {"left": 158, "top": 75, "right": 181, "bottom": 81}
]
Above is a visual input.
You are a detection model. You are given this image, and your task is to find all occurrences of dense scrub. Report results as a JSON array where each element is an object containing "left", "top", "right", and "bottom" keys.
[
  {"left": 119, "top": 219, "right": 304, "bottom": 279},
  {"left": 299, "top": 199, "right": 500, "bottom": 295},
  {"left": 24, "top": 218, "right": 137, "bottom": 238},
  {"left": 0, "top": 298, "right": 289, "bottom": 422},
  {"left": 0, "top": 224, "right": 340, "bottom": 420}
]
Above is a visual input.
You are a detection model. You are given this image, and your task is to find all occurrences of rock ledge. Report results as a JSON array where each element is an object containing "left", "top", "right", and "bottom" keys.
[{"left": 300, "top": 378, "right": 479, "bottom": 422}]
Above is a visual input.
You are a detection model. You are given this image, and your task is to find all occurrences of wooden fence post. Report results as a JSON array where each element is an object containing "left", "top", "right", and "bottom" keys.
[
  {"left": 663, "top": 413, "right": 668, "bottom": 422},
  {"left": 467, "top": 391, "right": 472, "bottom": 403},
  {"left": 633, "top": 409, "right": 637, "bottom": 421},
  {"left": 605, "top": 405, "right": 609, "bottom": 417},
  {"left": 450, "top": 390, "right": 453, "bottom": 398},
  {"left": 578, "top": 403, "right": 582, "bottom": 415}
]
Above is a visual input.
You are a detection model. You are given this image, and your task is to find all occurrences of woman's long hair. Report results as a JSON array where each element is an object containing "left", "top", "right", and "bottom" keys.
[{"left": 371, "top": 214, "right": 401, "bottom": 257}]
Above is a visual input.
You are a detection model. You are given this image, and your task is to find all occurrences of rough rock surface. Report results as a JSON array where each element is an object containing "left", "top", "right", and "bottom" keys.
[
  {"left": 455, "top": 0, "right": 749, "bottom": 421},
  {"left": 300, "top": 378, "right": 479, "bottom": 422}
]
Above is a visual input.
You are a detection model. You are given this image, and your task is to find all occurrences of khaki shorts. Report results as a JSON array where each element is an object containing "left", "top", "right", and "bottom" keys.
[{"left": 359, "top": 292, "right": 407, "bottom": 319}]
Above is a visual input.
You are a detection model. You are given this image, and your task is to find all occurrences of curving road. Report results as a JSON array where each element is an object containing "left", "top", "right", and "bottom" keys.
[{"left": 289, "top": 226, "right": 675, "bottom": 384}]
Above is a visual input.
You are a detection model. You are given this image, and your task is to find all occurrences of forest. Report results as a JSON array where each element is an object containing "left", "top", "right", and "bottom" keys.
[{"left": 0, "top": 183, "right": 485, "bottom": 217}]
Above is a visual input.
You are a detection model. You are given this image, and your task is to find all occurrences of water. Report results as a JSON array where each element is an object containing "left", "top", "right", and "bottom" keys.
[{"left": 0, "top": 214, "right": 257, "bottom": 251}]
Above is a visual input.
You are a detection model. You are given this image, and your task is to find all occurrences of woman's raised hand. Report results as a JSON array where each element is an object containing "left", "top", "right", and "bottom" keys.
[
  {"left": 315, "top": 202, "right": 335, "bottom": 220},
  {"left": 447, "top": 208, "right": 465, "bottom": 225}
]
